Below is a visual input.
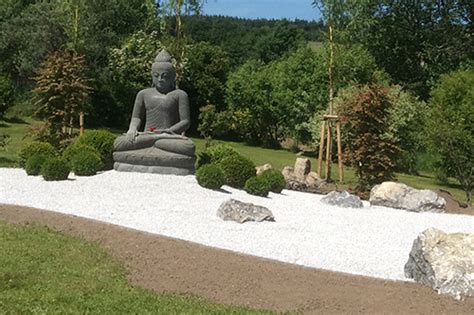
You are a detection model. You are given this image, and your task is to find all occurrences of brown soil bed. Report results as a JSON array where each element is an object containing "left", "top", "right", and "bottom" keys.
[{"left": 0, "top": 204, "right": 472, "bottom": 314}]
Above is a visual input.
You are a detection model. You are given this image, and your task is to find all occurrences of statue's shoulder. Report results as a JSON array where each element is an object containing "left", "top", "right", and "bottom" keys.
[
  {"left": 138, "top": 88, "right": 156, "bottom": 96},
  {"left": 171, "top": 89, "right": 188, "bottom": 98}
]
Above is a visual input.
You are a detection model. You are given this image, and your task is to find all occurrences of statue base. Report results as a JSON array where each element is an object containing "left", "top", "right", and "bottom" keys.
[{"left": 114, "top": 162, "right": 194, "bottom": 175}]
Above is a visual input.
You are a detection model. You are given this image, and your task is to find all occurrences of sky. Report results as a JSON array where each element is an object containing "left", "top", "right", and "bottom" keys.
[{"left": 202, "top": 0, "right": 321, "bottom": 22}]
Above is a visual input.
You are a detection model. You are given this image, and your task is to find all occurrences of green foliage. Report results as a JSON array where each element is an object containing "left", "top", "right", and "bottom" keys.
[
  {"left": 76, "top": 130, "right": 116, "bottom": 170},
  {"left": 426, "top": 70, "right": 474, "bottom": 203},
  {"left": 218, "top": 154, "right": 256, "bottom": 189},
  {"left": 71, "top": 150, "right": 103, "bottom": 176},
  {"left": 195, "top": 151, "right": 211, "bottom": 170},
  {"left": 195, "top": 164, "right": 226, "bottom": 190},
  {"left": 24, "top": 153, "right": 49, "bottom": 176},
  {"left": 206, "top": 144, "right": 240, "bottom": 164},
  {"left": 0, "top": 133, "right": 10, "bottom": 150},
  {"left": 19, "top": 141, "right": 56, "bottom": 167},
  {"left": 197, "top": 104, "right": 235, "bottom": 141},
  {"left": 62, "top": 142, "right": 100, "bottom": 164},
  {"left": 244, "top": 176, "right": 271, "bottom": 197},
  {"left": 41, "top": 157, "right": 70, "bottom": 181},
  {"left": 260, "top": 169, "right": 286, "bottom": 193},
  {"left": 0, "top": 222, "right": 270, "bottom": 314},
  {"left": 337, "top": 84, "right": 400, "bottom": 191},
  {"left": 33, "top": 50, "right": 91, "bottom": 146},
  {"left": 0, "top": 74, "right": 14, "bottom": 119}
]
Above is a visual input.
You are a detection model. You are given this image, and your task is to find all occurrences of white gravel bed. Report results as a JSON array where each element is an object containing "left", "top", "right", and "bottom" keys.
[{"left": 1, "top": 168, "right": 473, "bottom": 281}]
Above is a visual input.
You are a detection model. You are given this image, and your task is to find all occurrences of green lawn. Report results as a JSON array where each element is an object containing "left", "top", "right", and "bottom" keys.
[
  {"left": 0, "top": 117, "right": 467, "bottom": 201},
  {"left": 0, "top": 221, "right": 271, "bottom": 314}
]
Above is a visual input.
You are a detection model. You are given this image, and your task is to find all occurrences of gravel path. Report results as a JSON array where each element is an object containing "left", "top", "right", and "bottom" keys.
[{"left": 1, "top": 168, "right": 473, "bottom": 281}]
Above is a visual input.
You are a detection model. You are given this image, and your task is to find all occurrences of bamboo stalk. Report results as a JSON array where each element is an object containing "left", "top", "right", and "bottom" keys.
[
  {"left": 336, "top": 120, "right": 343, "bottom": 183},
  {"left": 317, "top": 120, "right": 326, "bottom": 177}
]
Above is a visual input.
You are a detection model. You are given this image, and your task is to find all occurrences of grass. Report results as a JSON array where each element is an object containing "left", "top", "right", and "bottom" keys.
[
  {"left": 0, "top": 117, "right": 467, "bottom": 202},
  {"left": 0, "top": 221, "right": 272, "bottom": 314}
]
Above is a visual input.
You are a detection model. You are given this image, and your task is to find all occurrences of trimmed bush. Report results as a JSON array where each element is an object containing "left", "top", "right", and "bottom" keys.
[
  {"left": 207, "top": 144, "right": 239, "bottom": 164},
  {"left": 195, "top": 164, "right": 226, "bottom": 190},
  {"left": 25, "top": 154, "right": 49, "bottom": 176},
  {"left": 260, "top": 169, "right": 286, "bottom": 193},
  {"left": 62, "top": 142, "right": 100, "bottom": 164},
  {"left": 195, "top": 151, "right": 211, "bottom": 170},
  {"left": 71, "top": 151, "right": 103, "bottom": 176},
  {"left": 19, "top": 141, "right": 56, "bottom": 167},
  {"left": 244, "top": 176, "right": 271, "bottom": 197},
  {"left": 76, "top": 130, "right": 116, "bottom": 170},
  {"left": 218, "top": 154, "right": 256, "bottom": 188},
  {"left": 41, "top": 157, "right": 70, "bottom": 181}
]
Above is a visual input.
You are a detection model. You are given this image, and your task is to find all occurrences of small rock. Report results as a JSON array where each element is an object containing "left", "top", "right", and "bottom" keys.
[
  {"left": 370, "top": 182, "right": 446, "bottom": 212},
  {"left": 294, "top": 158, "right": 311, "bottom": 181},
  {"left": 282, "top": 166, "right": 294, "bottom": 181},
  {"left": 404, "top": 228, "right": 474, "bottom": 300},
  {"left": 321, "top": 191, "right": 363, "bottom": 208},
  {"left": 256, "top": 163, "right": 272, "bottom": 175},
  {"left": 217, "top": 199, "right": 275, "bottom": 223}
]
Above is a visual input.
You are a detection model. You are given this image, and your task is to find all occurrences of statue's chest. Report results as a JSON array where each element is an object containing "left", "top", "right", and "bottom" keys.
[{"left": 144, "top": 94, "right": 176, "bottom": 113}]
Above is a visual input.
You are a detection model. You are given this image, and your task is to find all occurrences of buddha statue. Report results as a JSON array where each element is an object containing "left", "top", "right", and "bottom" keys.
[{"left": 113, "top": 49, "right": 196, "bottom": 175}]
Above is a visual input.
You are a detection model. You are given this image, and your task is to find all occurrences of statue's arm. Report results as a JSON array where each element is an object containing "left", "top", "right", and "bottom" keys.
[
  {"left": 128, "top": 91, "right": 145, "bottom": 132},
  {"left": 167, "top": 90, "right": 191, "bottom": 134}
]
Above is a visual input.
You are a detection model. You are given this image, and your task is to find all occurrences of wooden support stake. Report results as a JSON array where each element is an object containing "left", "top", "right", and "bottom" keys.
[
  {"left": 336, "top": 120, "right": 343, "bottom": 183},
  {"left": 325, "top": 121, "right": 332, "bottom": 181},
  {"left": 317, "top": 121, "right": 326, "bottom": 177},
  {"left": 79, "top": 112, "right": 84, "bottom": 136}
]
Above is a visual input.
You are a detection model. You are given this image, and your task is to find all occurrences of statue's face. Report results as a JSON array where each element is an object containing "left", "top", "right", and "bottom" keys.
[{"left": 152, "top": 66, "right": 175, "bottom": 93}]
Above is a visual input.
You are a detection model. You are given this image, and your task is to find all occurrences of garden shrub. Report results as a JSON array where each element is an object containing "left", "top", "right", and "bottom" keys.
[
  {"left": 76, "top": 130, "right": 116, "bottom": 170},
  {"left": 244, "top": 176, "right": 271, "bottom": 197},
  {"left": 195, "top": 151, "right": 211, "bottom": 170},
  {"left": 19, "top": 141, "right": 56, "bottom": 167},
  {"left": 62, "top": 142, "right": 100, "bottom": 164},
  {"left": 207, "top": 144, "right": 240, "bottom": 164},
  {"left": 71, "top": 151, "right": 103, "bottom": 176},
  {"left": 25, "top": 154, "right": 49, "bottom": 176},
  {"left": 195, "top": 164, "right": 226, "bottom": 190},
  {"left": 260, "top": 169, "right": 286, "bottom": 193},
  {"left": 0, "top": 74, "right": 14, "bottom": 119},
  {"left": 337, "top": 84, "right": 400, "bottom": 191},
  {"left": 218, "top": 154, "right": 256, "bottom": 188},
  {"left": 41, "top": 157, "right": 70, "bottom": 181},
  {"left": 426, "top": 70, "right": 474, "bottom": 203}
]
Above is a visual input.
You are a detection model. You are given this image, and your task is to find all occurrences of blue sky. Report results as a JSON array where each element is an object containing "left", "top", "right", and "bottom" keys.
[{"left": 202, "top": 0, "right": 321, "bottom": 21}]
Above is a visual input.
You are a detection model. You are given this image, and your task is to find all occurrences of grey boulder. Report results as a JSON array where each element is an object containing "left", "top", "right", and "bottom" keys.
[
  {"left": 217, "top": 199, "right": 275, "bottom": 223},
  {"left": 404, "top": 228, "right": 474, "bottom": 300},
  {"left": 370, "top": 182, "right": 446, "bottom": 212},
  {"left": 321, "top": 191, "right": 363, "bottom": 208}
]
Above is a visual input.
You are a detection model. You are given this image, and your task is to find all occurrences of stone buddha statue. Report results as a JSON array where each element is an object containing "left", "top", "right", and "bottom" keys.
[{"left": 113, "top": 49, "right": 196, "bottom": 175}]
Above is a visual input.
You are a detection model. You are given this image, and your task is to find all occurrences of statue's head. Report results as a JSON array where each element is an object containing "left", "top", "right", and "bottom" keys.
[{"left": 151, "top": 49, "right": 176, "bottom": 93}]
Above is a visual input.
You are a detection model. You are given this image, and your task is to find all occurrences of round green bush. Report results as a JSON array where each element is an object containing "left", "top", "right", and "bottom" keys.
[
  {"left": 25, "top": 154, "right": 49, "bottom": 176},
  {"left": 260, "top": 169, "right": 286, "bottom": 193},
  {"left": 41, "top": 157, "right": 70, "bottom": 181},
  {"left": 195, "top": 151, "right": 211, "bottom": 170},
  {"left": 62, "top": 142, "right": 100, "bottom": 164},
  {"left": 76, "top": 130, "right": 116, "bottom": 170},
  {"left": 218, "top": 154, "right": 256, "bottom": 189},
  {"left": 19, "top": 141, "right": 56, "bottom": 167},
  {"left": 244, "top": 176, "right": 271, "bottom": 197},
  {"left": 207, "top": 144, "right": 239, "bottom": 164},
  {"left": 196, "top": 164, "right": 226, "bottom": 190},
  {"left": 71, "top": 151, "right": 103, "bottom": 176}
]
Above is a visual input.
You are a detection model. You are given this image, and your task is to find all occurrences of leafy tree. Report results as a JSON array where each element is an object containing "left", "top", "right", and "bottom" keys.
[
  {"left": 426, "top": 70, "right": 473, "bottom": 203},
  {"left": 337, "top": 84, "right": 400, "bottom": 191},
  {"left": 0, "top": 73, "right": 14, "bottom": 119},
  {"left": 181, "top": 41, "right": 230, "bottom": 132},
  {"left": 33, "top": 50, "right": 91, "bottom": 146}
]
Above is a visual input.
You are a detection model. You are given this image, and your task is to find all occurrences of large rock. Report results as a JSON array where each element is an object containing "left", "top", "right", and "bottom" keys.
[
  {"left": 293, "top": 158, "right": 311, "bottom": 180},
  {"left": 370, "top": 182, "right": 446, "bottom": 212},
  {"left": 404, "top": 228, "right": 474, "bottom": 300},
  {"left": 321, "top": 191, "right": 363, "bottom": 208},
  {"left": 217, "top": 199, "right": 275, "bottom": 224}
]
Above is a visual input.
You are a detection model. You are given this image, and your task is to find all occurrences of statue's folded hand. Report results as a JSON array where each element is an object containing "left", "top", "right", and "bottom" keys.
[
  {"left": 126, "top": 130, "right": 138, "bottom": 143},
  {"left": 156, "top": 128, "right": 175, "bottom": 135}
]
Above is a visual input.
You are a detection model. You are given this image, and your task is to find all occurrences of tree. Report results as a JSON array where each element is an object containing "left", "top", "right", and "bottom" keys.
[
  {"left": 33, "top": 50, "right": 91, "bottom": 146},
  {"left": 337, "top": 84, "right": 400, "bottom": 191},
  {"left": 0, "top": 73, "right": 14, "bottom": 119},
  {"left": 426, "top": 70, "right": 474, "bottom": 203}
]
